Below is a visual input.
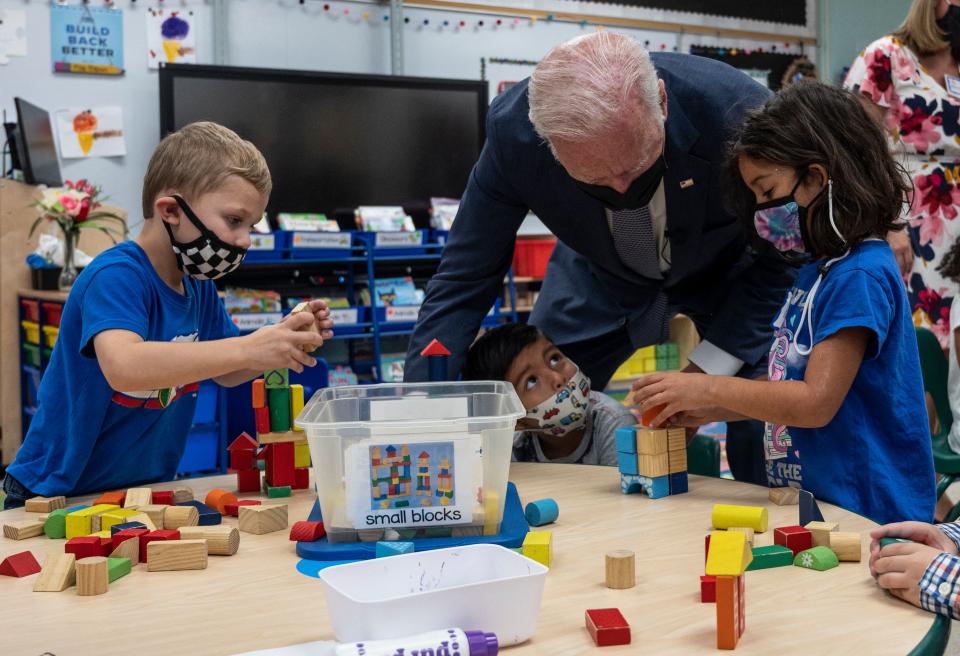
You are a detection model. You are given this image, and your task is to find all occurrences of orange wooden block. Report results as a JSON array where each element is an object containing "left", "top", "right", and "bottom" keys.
[
  {"left": 716, "top": 574, "right": 745, "bottom": 650},
  {"left": 252, "top": 379, "right": 265, "bottom": 409},
  {"left": 94, "top": 491, "right": 126, "bottom": 506},
  {"left": 204, "top": 489, "right": 239, "bottom": 514},
  {"left": 641, "top": 404, "right": 666, "bottom": 428}
]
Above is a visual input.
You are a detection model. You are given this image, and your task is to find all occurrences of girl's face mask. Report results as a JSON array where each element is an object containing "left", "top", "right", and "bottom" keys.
[
  {"left": 524, "top": 368, "right": 591, "bottom": 437},
  {"left": 164, "top": 195, "right": 247, "bottom": 280},
  {"left": 752, "top": 176, "right": 810, "bottom": 253}
]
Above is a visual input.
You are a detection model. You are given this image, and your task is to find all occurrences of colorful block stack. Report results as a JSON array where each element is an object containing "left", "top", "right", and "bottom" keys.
[
  {"left": 615, "top": 426, "right": 688, "bottom": 499},
  {"left": 611, "top": 341, "right": 681, "bottom": 379},
  {"left": 245, "top": 369, "right": 311, "bottom": 495},
  {"left": 229, "top": 432, "right": 261, "bottom": 494}
]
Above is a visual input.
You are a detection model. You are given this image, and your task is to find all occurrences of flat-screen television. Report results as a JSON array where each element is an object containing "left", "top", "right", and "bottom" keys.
[
  {"left": 159, "top": 64, "right": 487, "bottom": 220},
  {"left": 14, "top": 98, "right": 63, "bottom": 188}
]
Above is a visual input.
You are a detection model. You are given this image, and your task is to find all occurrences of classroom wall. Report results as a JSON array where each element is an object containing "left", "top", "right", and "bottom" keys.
[
  {"left": 1, "top": 0, "right": 817, "bottom": 231},
  {"left": 818, "top": 0, "right": 912, "bottom": 85}
]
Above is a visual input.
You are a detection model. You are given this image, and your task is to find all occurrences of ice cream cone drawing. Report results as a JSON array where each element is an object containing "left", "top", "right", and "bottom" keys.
[
  {"left": 73, "top": 110, "right": 98, "bottom": 156},
  {"left": 160, "top": 13, "right": 190, "bottom": 63}
]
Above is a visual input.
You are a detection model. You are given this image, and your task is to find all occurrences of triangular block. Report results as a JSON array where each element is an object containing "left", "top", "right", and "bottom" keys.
[
  {"left": 420, "top": 338, "right": 451, "bottom": 357},
  {"left": 0, "top": 551, "right": 41, "bottom": 577}
]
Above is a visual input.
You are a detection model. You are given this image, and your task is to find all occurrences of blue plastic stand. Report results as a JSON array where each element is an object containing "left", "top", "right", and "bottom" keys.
[{"left": 296, "top": 482, "right": 529, "bottom": 560}]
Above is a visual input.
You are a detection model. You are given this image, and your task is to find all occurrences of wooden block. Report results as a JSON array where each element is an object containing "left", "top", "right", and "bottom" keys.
[
  {"left": 775, "top": 525, "right": 814, "bottom": 557},
  {"left": 251, "top": 378, "right": 266, "bottom": 409},
  {"left": 263, "top": 368, "right": 289, "bottom": 389},
  {"left": 800, "top": 489, "right": 825, "bottom": 525},
  {"left": 701, "top": 575, "right": 717, "bottom": 603},
  {"left": 620, "top": 473, "right": 670, "bottom": 499},
  {"left": 267, "top": 485, "right": 292, "bottom": 498},
  {"left": 880, "top": 537, "right": 912, "bottom": 549},
  {"left": 794, "top": 546, "right": 839, "bottom": 571},
  {"left": 666, "top": 427, "right": 686, "bottom": 452},
  {"left": 829, "top": 532, "right": 862, "bottom": 562},
  {"left": 266, "top": 441, "right": 296, "bottom": 488},
  {"left": 136, "top": 505, "right": 167, "bottom": 530},
  {"left": 107, "top": 557, "right": 131, "bottom": 583},
  {"left": 139, "top": 529, "right": 181, "bottom": 563},
  {"left": 616, "top": 451, "right": 638, "bottom": 475},
  {"left": 769, "top": 486, "right": 800, "bottom": 505},
  {"left": 204, "top": 489, "right": 239, "bottom": 514},
  {"left": 124, "top": 487, "right": 153, "bottom": 508},
  {"left": 94, "top": 491, "right": 126, "bottom": 506},
  {"left": 236, "top": 469, "right": 262, "bottom": 494},
  {"left": 294, "top": 442, "right": 311, "bottom": 468},
  {"left": 4, "top": 517, "right": 46, "bottom": 540},
  {"left": 638, "top": 452, "right": 670, "bottom": 478},
  {"left": 238, "top": 504, "right": 288, "bottom": 535},
  {"left": 669, "top": 471, "right": 688, "bottom": 495},
  {"left": 705, "top": 531, "right": 752, "bottom": 576},
  {"left": 112, "top": 527, "right": 149, "bottom": 554},
  {"left": 326, "top": 527, "right": 359, "bottom": 543},
  {"left": 178, "top": 526, "right": 240, "bottom": 556},
  {"left": 257, "top": 430, "right": 306, "bottom": 445},
  {"left": 357, "top": 528, "right": 384, "bottom": 542},
  {"left": 0, "top": 550, "right": 41, "bottom": 577},
  {"left": 109, "top": 534, "right": 140, "bottom": 566},
  {"left": 605, "top": 549, "right": 635, "bottom": 589},
  {"left": 44, "top": 505, "right": 89, "bottom": 539},
  {"left": 123, "top": 513, "right": 157, "bottom": 532},
  {"left": 152, "top": 490, "right": 175, "bottom": 505},
  {"left": 716, "top": 574, "right": 745, "bottom": 650},
  {"left": 524, "top": 499, "right": 559, "bottom": 527},
  {"left": 290, "top": 302, "right": 321, "bottom": 354},
  {"left": 522, "top": 530, "right": 552, "bottom": 567},
  {"left": 635, "top": 428, "right": 668, "bottom": 455},
  {"left": 34, "top": 553, "right": 76, "bottom": 591},
  {"left": 255, "top": 406, "right": 271, "bottom": 434},
  {"left": 290, "top": 383, "right": 305, "bottom": 428},
  {"left": 727, "top": 527, "right": 755, "bottom": 547},
  {"left": 289, "top": 521, "right": 325, "bottom": 542},
  {"left": 99, "top": 508, "right": 141, "bottom": 532},
  {"left": 162, "top": 505, "right": 199, "bottom": 530},
  {"left": 25, "top": 496, "right": 66, "bottom": 513},
  {"left": 147, "top": 539, "right": 209, "bottom": 571},
  {"left": 230, "top": 450, "right": 256, "bottom": 471},
  {"left": 614, "top": 426, "right": 637, "bottom": 453},
  {"left": 76, "top": 556, "right": 109, "bottom": 595},
  {"left": 66, "top": 536, "right": 110, "bottom": 560},
  {"left": 225, "top": 500, "right": 261, "bottom": 517},
  {"left": 712, "top": 504, "right": 769, "bottom": 533},
  {"left": 65, "top": 504, "right": 120, "bottom": 539},
  {"left": 805, "top": 521, "right": 839, "bottom": 548},
  {"left": 746, "top": 544, "right": 794, "bottom": 571},
  {"left": 375, "top": 541, "right": 415, "bottom": 557},
  {"left": 585, "top": 608, "right": 631, "bottom": 647},
  {"left": 293, "top": 467, "right": 310, "bottom": 490},
  {"left": 667, "top": 447, "right": 687, "bottom": 474},
  {"left": 172, "top": 485, "right": 194, "bottom": 504},
  {"left": 177, "top": 500, "right": 222, "bottom": 526}
]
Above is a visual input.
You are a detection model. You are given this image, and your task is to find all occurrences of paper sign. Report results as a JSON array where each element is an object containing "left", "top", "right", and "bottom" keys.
[
  {"left": 147, "top": 9, "right": 196, "bottom": 69},
  {"left": 54, "top": 106, "right": 125, "bottom": 159},
  {"left": 50, "top": 4, "right": 124, "bottom": 75},
  {"left": 0, "top": 9, "right": 27, "bottom": 58}
]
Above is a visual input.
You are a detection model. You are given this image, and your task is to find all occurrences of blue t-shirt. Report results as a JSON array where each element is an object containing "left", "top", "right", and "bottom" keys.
[
  {"left": 764, "top": 240, "right": 935, "bottom": 524},
  {"left": 7, "top": 241, "right": 239, "bottom": 497}
]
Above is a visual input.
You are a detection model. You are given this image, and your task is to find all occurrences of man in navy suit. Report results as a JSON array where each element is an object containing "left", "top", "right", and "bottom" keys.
[{"left": 404, "top": 34, "right": 796, "bottom": 483}]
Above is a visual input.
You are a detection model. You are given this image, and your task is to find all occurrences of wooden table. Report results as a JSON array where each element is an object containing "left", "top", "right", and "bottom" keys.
[{"left": 0, "top": 464, "right": 940, "bottom": 655}]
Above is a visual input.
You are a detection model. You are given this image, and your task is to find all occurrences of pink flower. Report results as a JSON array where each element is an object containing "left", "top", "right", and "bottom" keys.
[
  {"left": 891, "top": 49, "right": 915, "bottom": 82},
  {"left": 858, "top": 47, "right": 895, "bottom": 105},
  {"left": 900, "top": 108, "right": 943, "bottom": 151},
  {"left": 911, "top": 211, "right": 946, "bottom": 247},
  {"left": 59, "top": 194, "right": 78, "bottom": 212}
]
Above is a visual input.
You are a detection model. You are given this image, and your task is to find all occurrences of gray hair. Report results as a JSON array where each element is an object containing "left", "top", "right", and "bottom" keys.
[{"left": 528, "top": 33, "right": 661, "bottom": 151}]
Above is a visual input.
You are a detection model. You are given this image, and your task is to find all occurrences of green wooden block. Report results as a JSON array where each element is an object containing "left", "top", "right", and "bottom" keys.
[
  {"left": 263, "top": 368, "right": 289, "bottom": 389},
  {"left": 794, "top": 546, "right": 839, "bottom": 571},
  {"left": 107, "top": 557, "right": 131, "bottom": 583},
  {"left": 879, "top": 537, "right": 912, "bottom": 549},
  {"left": 746, "top": 544, "right": 794, "bottom": 571},
  {"left": 396, "top": 528, "right": 418, "bottom": 540},
  {"left": 267, "top": 485, "right": 292, "bottom": 498},
  {"left": 268, "top": 387, "right": 292, "bottom": 432},
  {"left": 43, "top": 505, "right": 89, "bottom": 539}
]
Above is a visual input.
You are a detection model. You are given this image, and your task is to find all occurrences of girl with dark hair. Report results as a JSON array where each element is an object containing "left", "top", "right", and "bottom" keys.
[{"left": 632, "top": 80, "right": 934, "bottom": 527}]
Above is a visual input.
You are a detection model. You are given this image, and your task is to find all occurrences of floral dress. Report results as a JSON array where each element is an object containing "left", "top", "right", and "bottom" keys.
[{"left": 846, "top": 36, "right": 960, "bottom": 346}]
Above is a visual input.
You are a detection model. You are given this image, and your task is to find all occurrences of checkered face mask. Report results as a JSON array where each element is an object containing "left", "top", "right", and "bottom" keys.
[{"left": 164, "top": 195, "right": 247, "bottom": 280}]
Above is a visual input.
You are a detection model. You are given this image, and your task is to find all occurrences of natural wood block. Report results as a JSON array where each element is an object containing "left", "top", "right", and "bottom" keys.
[
  {"left": 712, "top": 504, "right": 769, "bottom": 533},
  {"left": 136, "top": 505, "right": 167, "bottom": 530},
  {"left": 829, "top": 532, "right": 862, "bottom": 562},
  {"left": 605, "top": 550, "right": 635, "bottom": 589},
  {"left": 163, "top": 505, "right": 199, "bottom": 530},
  {"left": 178, "top": 526, "right": 240, "bottom": 556},
  {"left": 667, "top": 448, "right": 687, "bottom": 474},
  {"left": 769, "top": 486, "right": 800, "bottom": 505},
  {"left": 805, "top": 521, "right": 839, "bottom": 547},
  {"left": 727, "top": 527, "right": 755, "bottom": 546},
  {"left": 290, "top": 302, "right": 321, "bottom": 352},
  {"left": 34, "top": 553, "right": 76, "bottom": 592},
  {"left": 666, "top": 428, "right": 686, "bottom": 452},
  {"left": 25, "top": 496, "right": 66, "bottom": 513},
  {"left": 109, "top": 534, "right": 140, "bottom": 566},
  {"left": 4, "top": 517, "right": 46, "bottom": 540},
  {"left": 638, "top": 452, "right": 669, "bottom": 478},
  {"left": 123, "top": 512, "right": 157, "bottom": 532},
  {"left": 124, "top": 487, "right": 153, "bottom": 508},
  {"left": 635, "top": 428, "right": 668, "bottom": 455},
  {"left": 147, "top": 539, "right": 209, "bottom": 572},
  {"left": 76, "top": 557, "right": 109, "bottom": 596},
  {"left": 238, "top": 504, "right": 288, "bottom": 535},
  {"left": 172, "top": 485, "right": 194, "bottom": 504},
  {"left": 257, "top": 430, "right": 306, "bottom": 445}
]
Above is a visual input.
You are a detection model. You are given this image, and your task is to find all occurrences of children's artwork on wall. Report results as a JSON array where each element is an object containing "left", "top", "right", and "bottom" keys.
[
  {"left": 146, "top": 9, "right": 196, "bottom": 69},
  {"left": 54, "top": 107, "right": 126, "bottom": 159},
  {"left": 0, "top": 9, "right": 28, "bottom": 64},
  {"left": 50, "top": 4, "right": 124, "bottom": 75}
]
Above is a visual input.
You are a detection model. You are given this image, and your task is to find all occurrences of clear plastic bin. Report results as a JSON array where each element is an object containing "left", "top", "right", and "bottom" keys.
[{"left": 297, "top": 381, "right": 524, "bottom": 539}]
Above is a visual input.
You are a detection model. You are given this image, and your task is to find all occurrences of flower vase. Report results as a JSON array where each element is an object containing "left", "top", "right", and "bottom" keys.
[{"left": 59, "top": 231, "right": 78, "bottom": 291}]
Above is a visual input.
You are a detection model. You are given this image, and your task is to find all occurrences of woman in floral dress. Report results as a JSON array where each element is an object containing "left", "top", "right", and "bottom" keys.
[{"left": 845, "top": 0, "right": 960, "bottom": 346}]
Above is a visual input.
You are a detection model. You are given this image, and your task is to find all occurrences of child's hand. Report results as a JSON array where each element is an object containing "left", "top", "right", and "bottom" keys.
[
  {"left": 873, "top": 541, "right": 944, "bottom": 607},
  {"left": 280, "top": 299, "right": 335, "bottom": 342},
  {"left": 631, "top": 372, "right": 716, "bottom": 427},
  {"left": 242, "top": 312, "right": 324, "bottom": 373},
  {"left": 869, "top": 522, "right": 959, "bottom": 577}
]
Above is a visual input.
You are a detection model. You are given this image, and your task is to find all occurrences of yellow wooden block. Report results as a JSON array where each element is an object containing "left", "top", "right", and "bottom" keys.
[
  {"left": 290, "top": 384, "right": 305, "bottom": 432},
  {"left": 712, "top": 504, "right": 768, "bottom": 533},
  {"left": 294, "top": 442, "right": 311, "bottom": 469},
  {"left": 522, "top": 530, "right": 553, "bottom": 567},
  {"left": 91, "top": 530, "right": 112, "bottom": 539},
  {"left": 705, "top": 530, "right": 752, "bottom": 576},
  {"left": 483, "top": 489, "right": 500, "bottom": 536},
  {"left": 635, "top": 428, "right": 669, "bottom": 455},
  {"left": 100, "top": 508, "right": 141, "bottom": 532},
  {"left": 65, "top": 504, "right": 120, "bottom": 539}
]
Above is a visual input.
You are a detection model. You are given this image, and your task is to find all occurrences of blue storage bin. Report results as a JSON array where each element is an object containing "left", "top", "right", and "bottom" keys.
[
  {"left": 192, "top": 381, "right": 219, "bottom": 425},
  {"left": 177, "top": 424, "right": 220, "bottom": 475},
  {"left": 244, "top": 231, "right": 289, "bottom": 262},
  {"left": 288, "top": 230, "right": 356, "bottom": 259}
]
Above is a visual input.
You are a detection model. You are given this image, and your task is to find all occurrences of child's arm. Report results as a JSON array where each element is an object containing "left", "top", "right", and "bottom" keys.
[
  {"left": 631, "top": 327, "right": 870, "bottom": 428},
  {"left": 873, "top": 541, "right": 953, "bottom": 610},
  {"left": 868, "top": 522, "right": 960, "bottom": 578}
]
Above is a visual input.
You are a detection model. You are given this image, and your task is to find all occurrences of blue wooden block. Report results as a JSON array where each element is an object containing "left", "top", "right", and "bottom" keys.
[
  {"left": 620, "top": 473, "right": 670, "bottom": 499},
  {"left": 616, "top": 451, "right": 639, "bottom": 476},
  {"left": 669, "top": 471, "right": 688, "bottom": 495},
  {"left": 375, "top": 541, "right": 415, "bottom": 558},
  {"left": 614, "top": 427, "right": 637, "bottom": 454},
  {"left": 110, "top": 521, "right": 147, "bottom": 536},
  {"left": 176, "top": 500, "right": 222, "bottom": 526},
  {"left": 524, "top": 498, "right": 559, "bottom": 526},
  {"left": 800, "top": 490, "right": 824, "bottom": 526}
]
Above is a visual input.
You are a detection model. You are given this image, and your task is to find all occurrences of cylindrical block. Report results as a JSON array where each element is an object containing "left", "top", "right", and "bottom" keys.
[
  {"left": 712, "top": 504, "right": 768, "bottom": 533},
  {"left": 204, "top": 489, "right": 238, "bottom": 515},
  {"left": 178, "top": 526, "right": 240, "bottom": 556},
  {"left": 76, "top": 556, "right": 109, "bottom": 596},
  {"left": 605, "top": 550, "right": 636, "bottom": 590},
  {"left": 524, "top": 499, "right": 559, "bottom": 527},
  {"left": 268, "top": 387, "right": 292, "bottom": 432},
  {"left": 172, "top": 485, "right": 194, "bottom": 504},
  {"left": 163, "top": 505, "right": 199, "bottom": 530},
  {"left": 829, "top": 532, "right": 862, "bottom": 562}
]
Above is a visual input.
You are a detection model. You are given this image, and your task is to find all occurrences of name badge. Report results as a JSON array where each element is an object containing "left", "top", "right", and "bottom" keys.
[{"left": 946, "top": 74, "right": 960, "bottom": 98}]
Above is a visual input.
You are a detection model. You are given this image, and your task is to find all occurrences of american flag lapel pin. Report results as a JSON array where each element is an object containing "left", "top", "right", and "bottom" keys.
[{"left": 680, "top": 178, "right": 695, "bottom": 189}]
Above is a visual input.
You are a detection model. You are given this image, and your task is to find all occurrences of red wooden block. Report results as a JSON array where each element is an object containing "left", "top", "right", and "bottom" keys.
[
  {"left": 94, "top": 490, "right": 126, "bottom": 506},
  {"left": 236, "top": 469, "right": 262, "bottom": 494},
  {"left": 701, "top": 575, "right": 717, "bottom": 603},
  {"left": 774, "top": 525, "right": 813, "bottom": 557},
  {"left": 293, "top": 467, "right": 310, "bottom": 490},
  {"left": 65, "top": 536, "right": 106, "bottom": 560},
  {"left": 139, "top": 529, "right": 181, "bottom": 563},
  {"left": 585, "top": 608, "right": 631, "bottom": 647},
  {"left": 224, "top": 500, "right": 261, "bottom": 517},
  {"left": 0, "top": 551, "right": 41, "bottom": 577},
  {"left": 229, "top": 431, "right": 258, "bottom": 453},
  {"left": 420, "top": 338, "right": 451, "bottom": 357},
  {"left": 151, "top": 490, "right": 174, "bottom": 505},
  {"left": 716, "top": 574, "right": 746, "bottom": 650},
  {"left": 289, "top": 521, "right": 326, "bottom": 542},
  {"left": 266, "top": 441, "right": 295, "bottom": 488},
  {"left": 230, "top": 450, "right": 255, "bottom": 472},
  {"left": 255, "top": 406, "right": 271, "bottom": 434},
  {"left": 112, "top": 527, "right": 150, "bottom": 553}
]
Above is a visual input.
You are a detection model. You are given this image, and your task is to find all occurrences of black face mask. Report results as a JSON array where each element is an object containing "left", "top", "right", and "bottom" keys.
[
  {"left": 937, "top": 5, "right": 960, "bottom": 62},
  {"left": 574, "top": 155, "right": 667, "bottom": 211},
  {"left": 164, "top": 195, "right": 247, "bottom": 280}
]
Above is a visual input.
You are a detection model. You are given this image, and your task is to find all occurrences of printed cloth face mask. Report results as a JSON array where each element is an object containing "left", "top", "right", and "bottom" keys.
[
  {"left": 524, "top": 368, "right": 592, "bottom": 437},
  {"left": 164, "top": 194, "right": 247, "bottom": 280},
  {"left": 753, "top": 175, "right": 810, "bottom": 254}
]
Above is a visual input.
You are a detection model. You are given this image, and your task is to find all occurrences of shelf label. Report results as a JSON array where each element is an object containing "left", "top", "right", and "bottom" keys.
[
  {"left": 232, "top": 312, "right": 282, "bottom": 331},
  {"left": 329, "top": 308, "right": 359, "bottom": 325},
  {"left": 385, "top": 305, "right": 420, "bottom": 322},
  {"left": 375, "top": 231, "right": 422, "bottom": 247},
  {"left": 249, "top": 234, "right": 275, "bottom": 251},
  {"left": 291, "top": 232, "right": 351, "bottom": 250}
]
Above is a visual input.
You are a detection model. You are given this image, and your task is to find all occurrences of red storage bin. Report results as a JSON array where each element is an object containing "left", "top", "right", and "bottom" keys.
[
  {"left": 41, "top": 302, "right": 63, "bottom": 327},
  {"left": 20, "top": 299, "right": 40, "bottom": 322},
  {"left": 512, "top": 238, "right": 556, "bottom": 278}
]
